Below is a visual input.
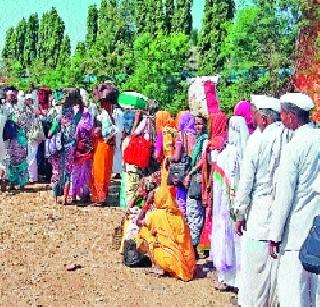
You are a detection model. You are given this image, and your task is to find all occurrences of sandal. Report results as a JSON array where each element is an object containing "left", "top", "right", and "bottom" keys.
[
  {"left": 65, "top": 263, "right": 82, "bottom": 271},
  {"left": 88, "top": 203, "right": 103, "bottom": 207},
  {"left": 65, "top": 196, "right": 73, "bottom": 205},
  {"left": 215, "top": 282, "right": 227, "bottom": 291}
]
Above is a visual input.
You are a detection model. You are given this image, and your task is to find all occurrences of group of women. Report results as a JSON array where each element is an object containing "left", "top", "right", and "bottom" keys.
[
  {"left": 121, "top": 101, "right": 256, "bottom": 290},
  {"left": 1, "top": 85, "right": 257, "bottom": 290},
  {"left": 0, "top": 87, "right": 122, "bottom": 207}
]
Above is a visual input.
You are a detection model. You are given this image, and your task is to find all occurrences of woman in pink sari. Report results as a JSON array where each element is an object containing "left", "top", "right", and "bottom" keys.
[{"left": 69, "top": 110, "right": 93, "bottom": 202}]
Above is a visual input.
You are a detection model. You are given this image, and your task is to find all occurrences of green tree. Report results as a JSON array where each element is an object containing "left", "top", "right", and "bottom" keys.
[
  {"left": 154, "top": 0, "right": 165, "bottom": 34},
  {"left": 191, "top": 28, "right": 198, "bottom": 46},
  {"left": 10, "top": 60, "right": 24, "bottom": 79},
  {"left": 198, "top": 0, "right": 235, "bottom": 75},
  {"left": 86, "top": 4, "right": 99, "bottom": 48},
  {"left": 125, "top": 33, "right": 190, "bottom": 112},
  {"left": 173, "top": 0, "right": 193, "bottom": 35},
  {"left": 97, "top": 0, "right": 118, "bottom": 55},
  {"left": 2, "top": 27, "right": 17, "bottom": 62},
  {"left": 37, "top": 7, "right": 65, "bottom": 68},
  {"left": 165, "top": 0, "right": 175, "bottom": 33},
  {"left": 75, "top": 41, "right": 86, "bottom": 57},
  {"left": 219, "top": 3, "right": 298, "bottom": 112},
  {"left": 113, "top": 0, "right": 135, "bottom": 73},
  {"left": 15, "top": 18, "right": 27, "bottom": 66},
  {"left": 58, "top": 34, "right": 71, "bottom": 66},
  {"left": 24, "top": 14, "right": 39, "bottom": 67},
  {"left": 134, "top": 0, "right": 163, "bottom": 36},
  {"left": 133, "top": 0, "right": 147, "bottom": 35}
]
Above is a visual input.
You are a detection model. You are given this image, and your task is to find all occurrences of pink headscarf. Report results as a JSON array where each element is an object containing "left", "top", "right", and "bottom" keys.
[{"left": 233, "top": 101, "right": 255, "bottom": 134}]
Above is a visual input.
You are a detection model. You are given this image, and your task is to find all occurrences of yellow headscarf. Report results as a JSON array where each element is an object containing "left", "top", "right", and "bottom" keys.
[
  {"left": 155, "top": 111, "right": 172, "bottom": 132},
  {"left": 154, "top": 186, "right": 179, "bottom": 212}
]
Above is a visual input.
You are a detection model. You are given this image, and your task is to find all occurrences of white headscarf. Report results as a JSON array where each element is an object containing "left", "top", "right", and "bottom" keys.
[{"left": 228, "top": 116, "right": 249, "bottom": 160}]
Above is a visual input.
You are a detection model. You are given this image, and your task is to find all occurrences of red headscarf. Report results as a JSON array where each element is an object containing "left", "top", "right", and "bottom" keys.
[
  {"left": 202, "top": 111, "right": 228, "bottom": 205},
  {"left": 209, "top": 111, "right": 228, "bottom": 151}
]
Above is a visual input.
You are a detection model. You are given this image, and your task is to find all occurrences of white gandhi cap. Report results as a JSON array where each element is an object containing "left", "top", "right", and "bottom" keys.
[
  {"left": 259, "top": 96, "right": 281, "bottom": 113},
  {"left": 280, "top": 93, "right": 314, "bottom": 111},
  {"left": 250, "top": 94, "right": 267, "bottom": 108}
]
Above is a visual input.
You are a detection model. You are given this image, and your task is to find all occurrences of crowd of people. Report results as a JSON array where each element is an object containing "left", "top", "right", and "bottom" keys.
[{"left": 0, "top": 82, "right": 319, "bottom": 307}]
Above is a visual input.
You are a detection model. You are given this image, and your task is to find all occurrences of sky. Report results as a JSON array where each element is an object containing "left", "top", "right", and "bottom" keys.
[
  {"left": 0, "top": 0, "right": 205, "bottom": 53},
  {"left": 0, "top": 0, "right": 249, "bottom": 54}
]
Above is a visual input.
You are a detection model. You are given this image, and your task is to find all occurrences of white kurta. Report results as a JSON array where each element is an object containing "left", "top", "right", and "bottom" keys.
[
  {"left": 235, "top": 122, "right": 288, "bottom": 307},
  {"left": 112, "top": 108, "right": 124, "bottom": 174},
  {"left": 237, "top": 122, "right": 289, "bottom": 240},
  {"left": 233, "top": 128, "right": 262, "bottom": 221},
  {"left": 269, "top": 124, "right": 320, "bottom": 307}
]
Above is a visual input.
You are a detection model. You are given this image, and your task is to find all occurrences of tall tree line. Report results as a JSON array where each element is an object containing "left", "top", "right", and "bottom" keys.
[
  {"left": 1, "top": 0, "right": 313, "bottom": 114},
  {"left": 2, "top": 7, "right": 70, "bottom": 71}
]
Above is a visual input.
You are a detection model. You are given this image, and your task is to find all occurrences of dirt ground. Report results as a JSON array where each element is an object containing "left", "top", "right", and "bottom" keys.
[{"left": 0, "top": 184, "right": 236, "bottom": 307}]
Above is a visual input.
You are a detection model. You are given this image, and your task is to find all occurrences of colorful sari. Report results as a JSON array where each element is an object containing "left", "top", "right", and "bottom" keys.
[
  {"left": 70, "top": 111, "right": 93, "bottom": 200},
  {"left": 90, "top": 131, "right": 114, "bottom": 204},
  {"left": 138, "top": 186, "right": 195, "bottom": 281},
  {"left": 211, "top": 116, "right": 249, "bottom": 287},
  {"left": 90, "top": 109, "right": 117, "bottom": 204},
  {"left": 49, "top": 106, "right": 76, "bottom": 198},
  {"left": 7, "top": 106, "right": 31, "bottom": 187},
  {"left": 199, "top": 112, "right": 227, "bottom": 252},
  {"left": 174, "top": 111, "right": 195, "bottom": 215},
  {"left": 186, "top": 132, "right": 208, "bottom": 246},
  {"left": 7, "top": 128, "right": 28, "bottom": 187}
]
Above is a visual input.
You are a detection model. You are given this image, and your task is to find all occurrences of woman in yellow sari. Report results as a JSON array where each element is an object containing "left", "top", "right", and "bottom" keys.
[{"left": 138, "top": 186, "right": 195, "bottom": 281}]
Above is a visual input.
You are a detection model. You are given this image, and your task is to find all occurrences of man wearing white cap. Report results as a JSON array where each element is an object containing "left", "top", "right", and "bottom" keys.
[
  {"left": 234, "top": 96, "right": 284, "bottom": 307},
  {"left": 269, "top": 93, "right": 320, "bottom": 307},
  {"left": 243, "top": 94, "right": 269, "bottom": 153}
]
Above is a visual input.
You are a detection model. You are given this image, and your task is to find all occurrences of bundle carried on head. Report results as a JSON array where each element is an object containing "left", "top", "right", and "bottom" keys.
[
  {"left": 95, "top": 81, "right": 119, "bottom": 104},
  {"left": 64, "top": 88, "right": 82, "bottom": 107},
  {"left": 146, "top": 99, "right": 159, "bottom": 115},
  {"left": 118, "top": 91, "right": 148, "bottom": 110},
  {"left": 188, "top": 75, "right": 220, "bottom": 118}
]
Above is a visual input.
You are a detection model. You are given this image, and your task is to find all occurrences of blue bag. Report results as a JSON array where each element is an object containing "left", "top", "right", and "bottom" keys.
[
  {"left": 123, "top": 111, "right": 135, "bottom": 134},
  {"left": 299, "top": 215, "right": 320, "bottom": 274}
]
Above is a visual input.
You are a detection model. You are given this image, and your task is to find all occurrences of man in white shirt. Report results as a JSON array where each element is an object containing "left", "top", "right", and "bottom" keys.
[
  {"left": 269, "top": 93, "right": 320, "bottom": 307},
  {"left": 234, "top": 96, "right": 284, "bottom": 307}
]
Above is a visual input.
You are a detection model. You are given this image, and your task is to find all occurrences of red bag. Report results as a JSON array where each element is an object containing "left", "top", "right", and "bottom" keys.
[{"left": 123, "top": 136, "right": 152, "bottom": 168}]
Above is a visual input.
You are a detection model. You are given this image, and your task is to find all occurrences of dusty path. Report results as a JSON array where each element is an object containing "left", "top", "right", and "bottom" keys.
[{"left": 0, "top": 184, "right": 235, "bottom": 306}]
